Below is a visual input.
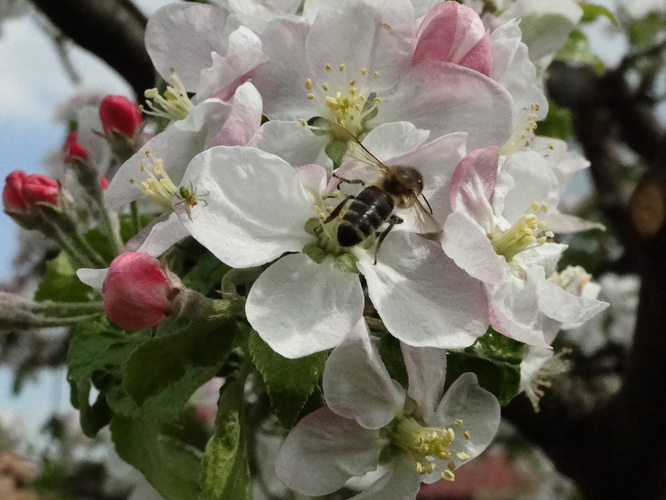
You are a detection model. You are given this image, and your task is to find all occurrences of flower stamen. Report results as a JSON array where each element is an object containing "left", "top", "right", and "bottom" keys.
[
  {"left": 140, "top": 69, "right": 193, "bottom": 122},
  {"left": 489, "top": 202, "right": 553, "bottom": 262}
]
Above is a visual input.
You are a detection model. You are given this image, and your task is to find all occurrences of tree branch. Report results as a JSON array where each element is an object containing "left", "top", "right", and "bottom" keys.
[{"left": 28, "top": 0, "right": 155, "bottom": 99}]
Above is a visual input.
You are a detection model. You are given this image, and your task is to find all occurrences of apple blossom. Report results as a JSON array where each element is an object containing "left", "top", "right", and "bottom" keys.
[
  {"left": 145, "top": 2, "right": 267, "bottom": 102},
  {"left": 62, "top": 131, "right": 88, "bottom": 164},
  {"left": 442, "top": 146, "right": 607, "bottom": 344},
  {"left": 519, "top": 345, "right": 572, "bottom": 412},
  {"left": 172, "top": 122, "right": 489, "bottom": 358},
  {"left": 276, "top": 321, "right": 500, "bottom": 498},
  {"left": 253, "top": 0, "right": 513, "bottom": 149}
]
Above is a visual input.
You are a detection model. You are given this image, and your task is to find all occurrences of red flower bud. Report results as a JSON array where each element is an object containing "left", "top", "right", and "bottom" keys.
[
  {"left": 98, "top": 176, "right": 110, "bottom": 190},
  {"left": 102, "top": 252, "right": 178, "bottom": 331},
  {"left": 3, "top": 170, "right": 59, "bottom": 216},
  {"left": 99, "top": 95, "right": 143, "bottom": 137},
  {"left": 62, "top": 131, "right": 88, "bottom": 164}
]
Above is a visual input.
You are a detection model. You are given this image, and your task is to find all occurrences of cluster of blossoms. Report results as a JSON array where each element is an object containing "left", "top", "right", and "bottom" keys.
[{"left": 3, "top": 0, "right": 610, "bottom": 498}]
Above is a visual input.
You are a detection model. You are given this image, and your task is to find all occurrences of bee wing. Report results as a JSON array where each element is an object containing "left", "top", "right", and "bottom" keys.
[
  {"left": 330, "top": 124, "right": 387, "bottom": 184},
  {"left": 398, "top": 196, "right": 443, "bottom": 235}
]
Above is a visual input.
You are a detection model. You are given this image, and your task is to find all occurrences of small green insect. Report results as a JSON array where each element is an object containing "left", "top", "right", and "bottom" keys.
[{"left": 175, "top": 182, "right": 209, "bottom": 221}]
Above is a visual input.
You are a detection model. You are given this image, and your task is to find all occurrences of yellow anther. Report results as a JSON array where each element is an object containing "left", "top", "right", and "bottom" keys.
[
  {"left": 442, "top": 470, "right": 455, "bottom": 482},
  {"left": 373, "top": 71, "right": 380, "bottom": 79},
  {"left": 464, "top": 431, "right": 470, "bottom": 440},
  {"left": 349, "top": 80, "right": 356, "bottom": 86},
  {"left": 447, "top": 461, "right": 456, "bottom": 470},
  {"left": 299, "top": 118, "right": 307, "bottom": 126},
  {"left": 307, "top": 93, "right": 316, "bottom": 100},
  {"left": 339, "top": 64, "right": 346, "bottom": 71},
  {"left": 325, "top": 64, "right": 332, "bottom": 72},
  {"left": 322, "top": 83, "right": 330, "bottom": 91},
  {"left": 454, "top": 419, "right": 463, "bottom": 425},
  {"left": 456, "top": 452, "right": 470, "bottom": 461},
  {"left": 361, "top": 68, "right": 367, "bottom": 75},
  {"left": 129, "top": 178, "right": 136, "bottom": 184},
  {"left": 305, "top": 78, "right": 313, "bottom": 90},
  {"left": 374, "top": 97, "right": 382, "bottom": 103}
]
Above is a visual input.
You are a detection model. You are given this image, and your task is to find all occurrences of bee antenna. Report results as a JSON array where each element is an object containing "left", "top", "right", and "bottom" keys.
[{"left": 421, "top": 193, "right": 433, "bottom": 215}]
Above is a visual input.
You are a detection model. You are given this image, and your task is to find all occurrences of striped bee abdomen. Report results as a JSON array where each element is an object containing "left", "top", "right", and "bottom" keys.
[{"left": 337, "top": 186, "right": 395, "bottom": 247}]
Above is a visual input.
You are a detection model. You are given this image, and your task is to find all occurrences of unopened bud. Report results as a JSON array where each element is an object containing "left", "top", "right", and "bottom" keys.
[
  {"left": 102, "top": 252, "right": 181, "bottom": 331},
  {"left": 3, "top": 170, "right": 60, "bottom": 227},
  {"left": 99, "top": 176, "right": 110, "bottom": 190},
  {"left": 62, "top": 131, "right": 88, "bottom": 164},
  {"left": 99, "top": 95, "right": 143, "bottom": 138}
]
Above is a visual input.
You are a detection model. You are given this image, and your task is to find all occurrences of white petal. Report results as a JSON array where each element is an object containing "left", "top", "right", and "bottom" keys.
[
  {"left": 360, "top": 232, "right": 488, "bottom": 349},
  {"left": 76, "top": 267, "right": 108, "bottom": 290},
  {"left": 401, "top": 343, "right": 447, "bottom": 422},
  {"left": 250, "top": 120, "right": 333, "bottom": 169},
  {"left": 246, "top": 254, "right": 364, "bottom": 358},
  {"left": 360, "top": 122, "right": 430, "bottom": 163},
  {"left": 378, "top": 62, "right": 513, "bottom": 150},
  {"left": 324, "top": 320, "right": 405, "bottom": 429},
  {"left": 351, "top": 452, "right": 422, "bottom": 500},
  {"left": 179, "top": 146, "right": 315, "bottom": 268},
  {"left": 135, "top": 212, "right": 191, "bottom": 257},
  {"left": 276, "top": 406, "right": 387, "bottom": 496},
  {"left": 442, "top": 211, "right": 508, "bottom": 285},
  {"left": 145, "top": 3, "right": 231, "bottom": 90},
  {"left": 433, "top": 373, "right": 500, "bottom": 466}
]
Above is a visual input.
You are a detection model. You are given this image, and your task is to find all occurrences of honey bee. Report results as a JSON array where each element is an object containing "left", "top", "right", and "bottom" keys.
[{"left": 324, "top": 126, "right": 439, "bottom": 263}]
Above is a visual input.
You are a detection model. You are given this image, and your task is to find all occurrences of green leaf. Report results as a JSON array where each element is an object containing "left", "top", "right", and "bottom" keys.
[
  {"left": 537, "top": 100, "right": 573, "bottom": 140},
  {"left": 555, "top": 30, "right": 605, "bottom": 75},
  {"left": 121, "top": 318, "right": 238, "bottom": 421},
  {"left": 67, "top": 319, "right": 149, "bottom": 381},
  {"left": 199, "top": 378, "right": 251, "bottom": 500},
  {"left": 249, "top": 332, "right": 327, "bottom": 428},
  {"left": 579, "top": 3, "right": 618, "bottom": 26},
  {"left": 34, "top": 251, "right": 94, "bottom": 303},
  {"left": 119, "top": 213, "right": 155, "bottom": 243},
  {"left": 111, "top": 415, "right": 202, "bottom": 500},
  {"left": 69, "top": 379, "right": 112, "bottom": 437},
  {"left": 446, "top": 329, "right": 524, "bottom": 406},
  {"left": 628, "top": 12, "right": 666, "bottom": 50},
  {"left": 181, "top": 250, "right": 230, "bottom": 294}
]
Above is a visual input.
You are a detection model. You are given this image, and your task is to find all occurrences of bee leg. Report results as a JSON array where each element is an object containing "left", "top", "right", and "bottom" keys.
[
  {"left": 324, "top": 195, "right": 354, "bottom": 224},
  {"left": 332, "top": 172, "right": 365, "bottom": 191},
  {"left": 373, "top": 215, "right": 403, "bottom": 265}
]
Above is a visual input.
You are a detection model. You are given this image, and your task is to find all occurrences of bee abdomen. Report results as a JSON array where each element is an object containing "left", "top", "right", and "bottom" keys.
[{"left": 337, "top": 186, "right": 394, "bottom": 247}]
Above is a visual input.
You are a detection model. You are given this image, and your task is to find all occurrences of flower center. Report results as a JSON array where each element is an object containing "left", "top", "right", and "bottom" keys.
[
  {"left": 489, "top": 202, "right": 553, "bottom": 262},
  {"left": 130, "top": 151, "right": 179, "bottom": 212},
  {"left": 391, "top": 416, "right": 470, "bottom": 482},
  {"left": 301, "top": 191, "right": 361, "bottom": 273},
  {"left": 140, "top": 69, "right": 193, "bottom": 122},
  {"left": 303, "top": 64, "right": 382, "bottom": 137}
]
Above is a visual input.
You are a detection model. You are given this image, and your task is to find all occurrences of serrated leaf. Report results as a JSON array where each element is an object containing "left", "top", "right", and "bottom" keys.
[
  {"left": 67, "top": 319, "right": 149, "bottom": 381},
  {"left": 111, "top": 415, "right": 202, "bottom": 500},
  {"left": 579, "top": 3, "right": 618, "bottom": 26},
  {"left": 446, "top": 329, "right": 524, "bottom": 406},
  {"left": 121, "top": 319, "right": 237, "bottom": 421},
  {"left": 555, "top": 30, "right": 605, "bottom": 75},
  {"left": 199, "top": 378, "right": 251, "bottom": 500},
  {"left": 249, "top": 332, "right": 327, "bottom": 428},
  {"left": 34, "top": 251, "right": 94, "bottom": 303}
]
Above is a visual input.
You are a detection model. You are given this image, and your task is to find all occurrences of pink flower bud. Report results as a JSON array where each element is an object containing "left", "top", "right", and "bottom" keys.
[
  {"left": 99, "top": 95, "right": 143, "bottom": 137},
  {"left": 62, "top": 131, "right": 88, "bottom": 164},
  {"left": 98, "top": 176, "right": 110, "bottom": 190},
  {"left": 102, "top": 252, "right": 179, "bottom": 331},
  {"left": 3, "top": 170, "right": 59, "bottom": 216}
]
